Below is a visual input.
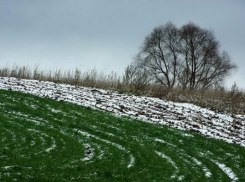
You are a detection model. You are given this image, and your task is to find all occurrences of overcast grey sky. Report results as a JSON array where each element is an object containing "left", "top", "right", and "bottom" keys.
[{"left": 0, "top": 0, "right": 244, "bottom": 89}]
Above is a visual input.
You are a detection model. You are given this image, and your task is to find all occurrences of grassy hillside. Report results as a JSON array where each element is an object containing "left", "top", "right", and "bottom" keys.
[{"left": 0, "top": 89, "right": 244, "bottom": 181}]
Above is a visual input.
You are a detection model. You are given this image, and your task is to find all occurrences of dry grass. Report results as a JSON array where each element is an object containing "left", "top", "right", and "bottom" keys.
[
  {"left": 0, "top": 65, "right": 120, "bottom": 89},
  {"left": 0, "top": 64, "right": 244, "bottom": 115}
]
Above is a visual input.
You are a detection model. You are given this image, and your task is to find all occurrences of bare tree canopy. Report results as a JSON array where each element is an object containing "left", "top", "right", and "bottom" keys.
[
  {"left": 132, "top": 22, "right": 237, "bottom": 91},
  {"left": 123, "top": 62, "right": 151, "bottom": 94}
]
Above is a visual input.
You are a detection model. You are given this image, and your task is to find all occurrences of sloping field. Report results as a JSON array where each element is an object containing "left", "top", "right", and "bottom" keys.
[
  {"left": 0, "top": 77, "right": 244, "bottom": 147},
  {"left": 0, "top": 89, "right": 245, "bottom": 181}
]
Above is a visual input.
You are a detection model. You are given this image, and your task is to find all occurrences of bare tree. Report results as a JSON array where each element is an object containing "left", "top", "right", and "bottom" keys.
[
  {"left": 133, "top": 22, "right": 237, "bottom": 92},
  {"left": 136, "top": 22, "right": 180, "bottom": 92},
  {"left": 123, "top": 62, "right": 150, "bottom": 94},
  {"left": 74, "top": 68, "right": 81, "bottom": 85},
  {"left": 178, "top": 22, "right": 237, "bottom": 90},
  {"left": 228, "top": 82, "right": 243, "bottom": 113}
]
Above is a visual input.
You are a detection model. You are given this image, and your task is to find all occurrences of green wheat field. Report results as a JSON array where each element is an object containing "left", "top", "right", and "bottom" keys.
[{"left": 0, "top": 89, "right": 244, "bottom": 181}]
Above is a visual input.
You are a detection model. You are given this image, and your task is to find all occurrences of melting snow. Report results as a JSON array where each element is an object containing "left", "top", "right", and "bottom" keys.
[
  {"left": 0, "top": 77, "right": 244, "bottom": 147},
  {"left": 155, "top": 151, "right": 181, "bottom": 180},
  {"left": 75, "top": 129, "right": 135, "bottom": 168},
  {"left": 192, "top": 158, "right": 212, "bottom": 178},
  {"left": 213, "top": 160, "right": 238, "bottom": 182}
]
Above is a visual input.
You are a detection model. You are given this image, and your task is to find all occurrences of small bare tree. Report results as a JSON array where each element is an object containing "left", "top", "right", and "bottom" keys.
[
  {"left": 123, "top": 62, "right": 151, "bottom": 94},
  {"left": 74, "top": 68, "right": 81, "bottom": 85},
  {"left": 229, "top": 82, "right": 243, "bottom": 113}
]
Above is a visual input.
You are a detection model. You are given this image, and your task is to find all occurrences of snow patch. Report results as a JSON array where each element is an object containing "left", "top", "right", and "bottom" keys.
[
  {"left": 212, "top": 160, "right": 238, "bottom": 182},
  {"left": 75, "top": 129, "right": 135, "bottom": 168},
  {"left": 155, "top": 151, "right": 181, "bottom": 180}
]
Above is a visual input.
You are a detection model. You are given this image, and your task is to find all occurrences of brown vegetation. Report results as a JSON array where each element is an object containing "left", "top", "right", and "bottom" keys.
[{"left": 0, "top": 64, "right": 244, "bottom": 115}]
